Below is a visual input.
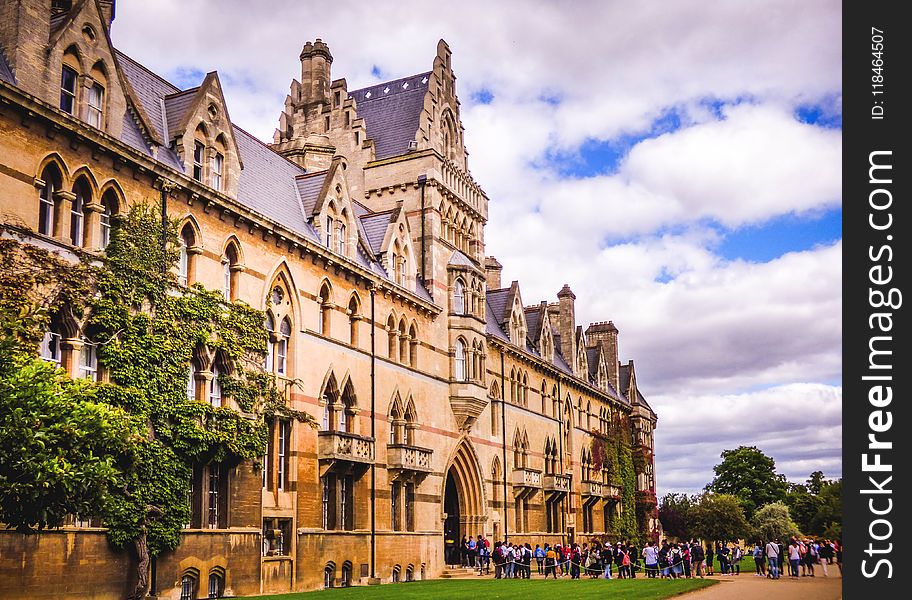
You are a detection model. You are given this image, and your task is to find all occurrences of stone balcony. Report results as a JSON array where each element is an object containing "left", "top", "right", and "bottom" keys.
[
  {"left": 512, "top": 467, "right": 542, "bottom": 490},
  {"left": 387, "top": 444, "right": 433, "bottom": 474},
  {"left": 318, "top": 430, "right": 374, "bottom": 475},
  {"left": 581, "top": 479, "right": 603, "bottom": 498},
  {"left": 604, "top": 484, "right": 622, "bottom": 499},
  {"left": 542, "top": 473, "right": 571, "bottom": 494}
]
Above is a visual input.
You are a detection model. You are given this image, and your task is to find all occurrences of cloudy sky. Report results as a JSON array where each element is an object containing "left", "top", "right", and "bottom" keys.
[{"left": 111, "top": 0, "right": 842, "bottom": 496}]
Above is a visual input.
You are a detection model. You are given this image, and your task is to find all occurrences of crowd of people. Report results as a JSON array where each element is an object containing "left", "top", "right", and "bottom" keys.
[{"left": 454, "top": 535, "right": 842, "bottom": 581}]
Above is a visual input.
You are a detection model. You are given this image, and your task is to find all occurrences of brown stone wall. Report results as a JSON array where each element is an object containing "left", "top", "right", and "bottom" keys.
[
  {"left": 154, "top": 530, "right": 262, "bottom": 600},
  {"left": 0, "top": 530, "right": 133, "bottom": 600}
]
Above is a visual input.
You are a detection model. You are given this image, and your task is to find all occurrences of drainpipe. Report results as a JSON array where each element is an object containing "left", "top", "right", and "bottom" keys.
[
  {"left": 500, "top": 349, "right": 508, "bottom": 543},
  {"left": 159, "top": 181, "right": 168, "bottom": 275},
  {"left": 418, "top": 175, "right": 427, "bottom": 287},
  {"left": 370, "top": 284, "right": 377, "bottom": 581},
  {"left": 558, "top": 376, "right": 565, "bottom": 546}
]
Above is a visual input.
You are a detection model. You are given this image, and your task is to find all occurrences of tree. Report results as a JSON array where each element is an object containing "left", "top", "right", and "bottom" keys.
[
  {"left": 811, "top": 479, "right": 842, "bottom": 537},
  {"left": 689, "top": 493, "right": 749, "bottom": 543},
  {"left": 752, "top": 501, "right": 800, "bottom": 543},
  {"left": 0, "top": 206, "right": 313, "bottom": 600},
  {"left": 705, "top": 446, "right": 788, "bottom": 519},
  {"left": 658, "top": 493, "right": 694, "bottom": 540}
]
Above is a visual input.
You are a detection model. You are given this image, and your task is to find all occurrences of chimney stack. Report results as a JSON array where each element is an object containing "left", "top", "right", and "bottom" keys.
[
  {"left": 585, "top": 321, "right": 620, "bottom": 391},
  {"left": 557, "top": 284, "right": 576, "bottom": 372},
  {"left": 300, "top": 39, "right": 333, "bottom": 106},
  {"left": 484, "top": 256, "right": 503, "bottom": 289}
]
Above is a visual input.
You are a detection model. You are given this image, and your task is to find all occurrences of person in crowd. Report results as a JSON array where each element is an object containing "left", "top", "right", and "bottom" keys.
[
  {"left": 643, "top": 540, "right": 659, "bottom": 578},
  {"left": 705, "top": 543, "right": 714, "bottom": 575},
  {"left": 570, "top": 543, "right": 582, "bottom": 579},
  {"left": 690, "top": 540, "right": 705, "bottom": 578},
  {"left": 478, "top": 537, "right": 490, "bottom": 575},
  {"left": 753, "top": 541, "right": 765, "bottom": 576},
  {"left": 719, "top": 542, "right": 731, "bottom": 575},
  {"left": 805, "top": 539, "right": 817, "bottom": 577},
  {"left": 616, "top": 543, "right": 628, "bottom": 579},
  {"left": 603, "top": 542, "right": 614, "bottom": 579},
  {"left": 835, "top": 539, "right": 842, "bottom": 574},
  {"left": 629, "top": 541, "right": 639, "bottom": 578},
  {"left": 731, "top": 543, "right": 742, "bottom": 575},
  {"left": 670, "top": 544, "right": 684, "bottom": 579},
  {"left": 523, "top": 543, "right": 533, "bottom": 578},
  {"left": 534, "top": 544, "right": 545, "bottom": 574},
  {"left": 788, "top": 538, "right": 801, "bottom": 577},
  {"left": 621, "top": 544, "right": 633, "bottom": 579},
  {"left": 682, "top": 542, "right": 692, "bottom": 578},
  {"left": 818, "top": 539, "right": 833, "bottom": 577},
  {"left": 544, "top": 544, "right": 558, "bottom": 579},
  {"left": 766, "top": 538, "right": 780, "bottom": 579}
]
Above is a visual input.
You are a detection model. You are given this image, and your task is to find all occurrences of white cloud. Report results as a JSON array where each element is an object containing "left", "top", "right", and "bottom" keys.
[{"left": 110, "top": 0, "right": 843, "bottom": 496}]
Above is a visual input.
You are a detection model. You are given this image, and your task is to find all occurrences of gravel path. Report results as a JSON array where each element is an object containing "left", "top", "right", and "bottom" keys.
[{"left": 681, "top": 573, "right": 842, "bottom": 600}]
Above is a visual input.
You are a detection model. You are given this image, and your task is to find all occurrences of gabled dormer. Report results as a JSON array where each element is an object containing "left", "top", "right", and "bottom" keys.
[
  {"left": 575, "top": 326, "right": 590, "bottom": 376},
  {"left": 0, "top": 0, "right": 156, "bottom": 143},
  {"left": 504, "top": 282, "right": 527, "bottom": 348},
  {"left": 304, "top": 157, "right": 360, "bottom": 259},
  {"left": 378, "top": 206, "right": 417, "bottom": 291},
  {"left": 167, "top": 72, "right": 242, "bottom": 197}
]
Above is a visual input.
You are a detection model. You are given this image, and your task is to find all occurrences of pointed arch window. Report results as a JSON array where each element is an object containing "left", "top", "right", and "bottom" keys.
[
  {"left": 187, "top": 361, "right": 198, "bottom": 401},
  {"left": 453, "top": 279, "right": 465, "bottom": 315},
  {"left": 337, "top": 222, "right": 346, "bottom": 255},
  {"left": 87, "top": 83, "right": 104, "bottom": 128},
  {"left": 264, "top": 313, "right": 275, "bottom": 372},
  {"left": 40, "top": 324, "right": 62, "bottom": 365},
  {"left": 193, "top": 141, "right": 205, "bottom": 182},
  {"left": 409, "top": 323, "right": 419, "bottom": 368},
  {"left": 348, "top": 296, "right": 360, "bottom": 347},
  {"left": 398, "top": 319, "right": 408, "bottom": 365},
  {"left": 60, "top": 65, "right": 78, "bottom": 115},
  {"left": 178, "top": 224, "right": 196, "bottom": 286},
  {"left": 454, "top": 339, "right": 466, "bottom": 381},
  {"left": 180, "top": 573, "right": 198, "bottom": 600},
  {"left": 70, "top": 178, "right": 89, "bottom": 247},
  {"left": 207, "top": 571, "right": 224, "bottom": 599},
  {"left": 209, "top": 365, "right": 222, "bottom": 407},
  {"left": 38, "top": 165, "right": 62, "bottom": 236},
  {"left": 79, "top": 341, "right": 97, "bottom": 381},
  {"left": 211, "top": 152, "right": 223, "bottom": 191},
  {"left": 222, "top": 242, "right": 240, "bottom": 301},
  {"left": 100, "top": 190, "right": 118, "bottom": 248},
  {"left": 318, "top": 283, "right": 332, "bottom": 336},
  {"left": 386, "top": 314, "right": 397, "bottom": 359},
  {"left": 277, "top": 318, "right": 291, "bottom": 375}
]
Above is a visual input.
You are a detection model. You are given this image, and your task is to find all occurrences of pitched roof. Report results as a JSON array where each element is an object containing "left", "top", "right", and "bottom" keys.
[
  {"left": 163, "top": 88, "right": 198, "bottom": 141},
  {"left": 485, "top": 298, "right": 510, "bottom": 342},
  {"left": 486, "top": 288, "right": 511, "bottom": 324},
  {"left": 0, "top": 51, "right": 15, "bottom": 84},
  {"left": 233, "top": 125, "right": 313, "bottom": 240},
  {"left": 359, "top": 210, "right": 395, "bottom": 254},
  {"left": 295, "top": 171, "right": 328, "bottom": 218},
  {"left": 349, "top": 72, "right": 430, "bottom": 160},
  {"left": 448, "top": 250, "right": 475, "bottom": 267},
  {"left": 586, "top": 346, "right": 600, "bottom": 380}
]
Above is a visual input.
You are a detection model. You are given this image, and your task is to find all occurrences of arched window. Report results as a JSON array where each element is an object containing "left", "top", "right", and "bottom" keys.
[
  {"left": 264, "top": 312, "right": 275, "bottom": 372},
  {"left": 337, "top": 221, "right": 346, "bottom": 255},
  {"left": 87, "top": 62, "right": 107, "bottom": 129},
  {"left": 348, "top": 295, "right": 360, "bottom": 347},
  {"left": 222, "top": 241, "right": 240, "bottom": 301},
  {"left": 398, "top": 319, "right": 408, "bottom": 365},
  {"left": 178, "top": 223, "right": 196, "bottom": 286},
  {"left": 212, "top": 135, "right": 227, "bottom": 192},
  {"left": 453, "top": 279, "right": 465, "bottom": 315},
  {"left": 321, "top": 375, "right": 338, "bottom": 431},
  {"left": 187, "top": 360, "right": 197, "bottom": 401},
  {"left": 454, "top": 339, "right": 466, "bottom": 381},
  {"left": 409, "top": 322, "right": 418, "bottom": 367},
  {"left": 325, "top": 214, "right": 334, "bottom": 248},
  {"left": 193, "top": 124, "right": 208, "bottom": 183},
  {"left": 180, "top": 573, "right": 198, "bottom": 600},
  {"left": 99, "top": 189, "right": 118, "bottom": 248},
  {"left": 389, "top": 396, "right": 403, "bottom": 445},
  {"left": 60, "top": 64, "right": 78, "bottom": 115},
  {"left": 386, "top": 314, "right": 397, "bottom": 359},
  {"left": 323, "top": 563, "right": 335, "bottom": 589},
  {"left": 392, "top": 565, "right": 401, "bottom": 583},
  {"left": 209, "top": 365, "right": 222, "bottom": 407},
  {"left": 70, "top": 177, "right": 90, "bottom": 247},
  {"left": 39, "top": 322, "right": 63, "bottom": 365},
  {"left": 341, "top": 562, "right": 352, "bottom": 587},
  {"left": 38, "top": 163, "right": 63, "bottom": 236},
  {"left": 207, "top": 570, "right": 224, "bottom": 599},
  {"left": 403, "top": 398, "right": 417, "bottom": 445},
  {"left": 277, "top": 318, "right": 291, "bottom": 375},
  {"left": 318, "top": 282, "right": 332, "bottom": 336},
  {"left": 340, "top": 380, "right": 357, "bottom": 433}
]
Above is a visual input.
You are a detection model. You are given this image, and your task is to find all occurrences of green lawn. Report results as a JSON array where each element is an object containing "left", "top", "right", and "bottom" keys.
[{"left": 240, "top": 577, "right": 717, "bottom": 600}]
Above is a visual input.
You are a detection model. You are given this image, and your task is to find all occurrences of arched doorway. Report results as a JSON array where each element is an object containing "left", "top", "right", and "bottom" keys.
[{"left": 442, "top": 440, "right": 485, "bottom": 566}]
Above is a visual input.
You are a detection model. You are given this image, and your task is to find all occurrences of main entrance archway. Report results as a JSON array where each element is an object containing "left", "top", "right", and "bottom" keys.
[{"left": 442, "top": 440, "right": 485, "bottom": 566}]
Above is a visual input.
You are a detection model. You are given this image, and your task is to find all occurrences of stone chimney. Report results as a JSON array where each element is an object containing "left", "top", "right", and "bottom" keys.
[
  {"left": 300, "top": 39, "right": 333, "bottom": 106},
  {"left": 557, "top": 284, "right": 576, "bottom": 372},
  {"left": 484, "top": 256, "right": 503, "bottom": 289},
  {"left": 98, "top": 0, "right": 115, "bottom": 30},
  {"left": 585, "top": 321, "right": 620, "bottom": 391}
]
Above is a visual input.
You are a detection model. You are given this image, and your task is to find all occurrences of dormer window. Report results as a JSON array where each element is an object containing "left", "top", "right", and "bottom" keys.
[
  {"left": 211, "top": 152, "right": 223, "bottom": 191},
  {"left": 60, "top": 66, "right": 78, "bottom": 115},
  {"left": 87, "top": 84, "right": 104, "bottom": 128},
  {"left": 336, "top": 223, "right": 346, "bottom": 255},
  {"left": 193, "top": 142, "right": 205, "bottom": 182},
  {"left": 325, "top": 216, "right": 334, "bottom": 248}
]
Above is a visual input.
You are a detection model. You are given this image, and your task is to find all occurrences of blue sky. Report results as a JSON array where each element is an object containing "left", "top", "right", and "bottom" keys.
[{"left": 113, "top": 0, "right": 843, "bottom": 495}]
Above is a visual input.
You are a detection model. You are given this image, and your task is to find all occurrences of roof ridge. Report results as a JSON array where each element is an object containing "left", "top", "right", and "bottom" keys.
[
  {"left": 232, "top": 124, "right": 306, "bottom": 173},
  {"left": 114, "top": 49, "right": 181, "bottom": 94},
  {"left": 164, "top": 87, "right": 199, "bottom": 99},
  {"left": 350, "top": 70, "right": 433, "bottom": 96},
  {"left": 295, "top": 169, "right": 329, "bottom": 180}
]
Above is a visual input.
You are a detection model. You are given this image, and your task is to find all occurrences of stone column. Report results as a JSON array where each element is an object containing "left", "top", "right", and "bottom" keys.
[{"left": 52, "top": 189, "right": 75, "bottom": 243}]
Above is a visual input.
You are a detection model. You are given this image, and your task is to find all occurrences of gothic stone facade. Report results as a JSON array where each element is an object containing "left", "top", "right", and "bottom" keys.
[{"left": 0, "top": 2, "right": 658, "bottom": 598}]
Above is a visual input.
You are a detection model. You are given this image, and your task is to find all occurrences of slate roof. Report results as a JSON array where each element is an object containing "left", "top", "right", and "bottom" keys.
[
  {"left": 586, "top": 346, "right": 600, "bottom": 380},
  {"left": 486, "top": 288, "right": 511, "bottom": 325},
  {"left": 233, "top": 125, "right": 314, "bottom": 241},
  {"left": 448, "top": 250, "right": 475, "bottom": 267},
  {"left": 163, "top": 88, "right": 198, "bottom": 141},
  {"left": 360, "top": 211, "right": 394, "bottom": 254},
  {"left": 485, "top": 298, "right": 510, "bottom": 342},
  {"left": 0, "top": 52, "right": 15, "bottom": 84},
  {"left": 120, "top": 110, "right": 151, "bottom": 156},
  {"left": 524, "top": 306, "right": 543, "bottom": 344},
  {"left": 295, "top": 171, "right": 327, "bottom": 218},
  {"left": 349, "top": 72, "right": 430, "bottom": 160}
]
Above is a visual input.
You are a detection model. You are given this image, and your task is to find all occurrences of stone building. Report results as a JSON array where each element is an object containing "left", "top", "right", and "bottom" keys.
[{"left": 0, "top": 1, "right": 658, "bottom": 598}]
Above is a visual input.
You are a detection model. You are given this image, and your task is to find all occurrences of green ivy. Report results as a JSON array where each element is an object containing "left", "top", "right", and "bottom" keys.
[
  {"left": 0, "top": 203, "right": 313, "bottom": 564},
  {"left": 589, "top": 417, "right": 639, "bottom": 543}
]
